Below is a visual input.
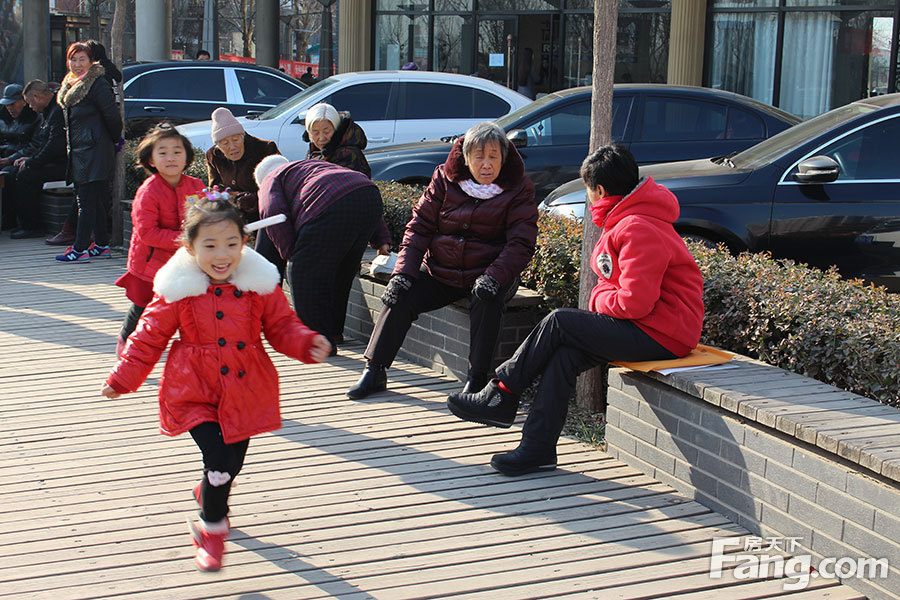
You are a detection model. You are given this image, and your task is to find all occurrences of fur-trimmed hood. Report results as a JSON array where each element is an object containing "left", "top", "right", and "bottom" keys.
[
  {"left": 57, "top": 63, "right": 106, "bottom": 108},
  {"left": 443, "top": 136, "right": 526, "bottom": 190},
  {"left": 153, "top": 246, "right": 280, "bottom": 303}
]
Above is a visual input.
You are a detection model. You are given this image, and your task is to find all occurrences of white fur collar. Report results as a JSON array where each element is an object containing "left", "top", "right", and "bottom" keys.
[{"left": 153, "top": 246, "right": 280, "bottom": 303}]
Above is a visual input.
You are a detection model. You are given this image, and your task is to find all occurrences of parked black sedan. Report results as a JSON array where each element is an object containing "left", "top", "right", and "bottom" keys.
[
  {"left": 542, "top": 94, "right": 900, "bottom": 289},
  {"left": 366, "top": 84, "right": 799, "bottom": 201},
  {"left": 122, "top": 61, "right": 305, "bottom": 138}
]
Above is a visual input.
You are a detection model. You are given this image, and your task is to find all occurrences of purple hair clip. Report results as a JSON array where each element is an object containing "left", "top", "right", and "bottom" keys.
[{"left": 201, "top": 185, "right": 230, "bottom": 202}]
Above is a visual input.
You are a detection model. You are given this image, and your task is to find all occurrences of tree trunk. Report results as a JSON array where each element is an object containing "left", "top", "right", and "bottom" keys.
[
  {"left": 575, "top": 0, "right": 618, "bottom": 412},
  {"left": 109, "top": 0, "right": 126, "bottom": 248}
]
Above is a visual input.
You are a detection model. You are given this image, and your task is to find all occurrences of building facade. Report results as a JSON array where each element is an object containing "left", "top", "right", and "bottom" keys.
[{"left": 358, "top": 0, "right": 900, "bottom": 118}]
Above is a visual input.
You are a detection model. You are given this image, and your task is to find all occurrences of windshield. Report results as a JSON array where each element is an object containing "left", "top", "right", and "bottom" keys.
[
  {"left": 255, "top": 77, "right": 340, "bottom": 120},
  {"left": 732, "top": 102, "right": 877, "bottom": 169},
  {"left": 496, "top": 93, "right": 560, "bottom": 129}
]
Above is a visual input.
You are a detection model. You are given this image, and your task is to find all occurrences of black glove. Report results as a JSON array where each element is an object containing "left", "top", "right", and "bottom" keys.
[
  {"left": 472, "top": 274, "right": 500, "bottom": 300},
  {"left": 381, "top": 274, "right": 413, "bottom": 307},
  {"left": 233, "top": 192, "right": 257, "bottom": 213}
]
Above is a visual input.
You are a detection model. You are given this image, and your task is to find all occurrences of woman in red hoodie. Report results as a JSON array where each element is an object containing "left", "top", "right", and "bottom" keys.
[{"left": 447, "top": 144, "right": 704, "bottom": 476}]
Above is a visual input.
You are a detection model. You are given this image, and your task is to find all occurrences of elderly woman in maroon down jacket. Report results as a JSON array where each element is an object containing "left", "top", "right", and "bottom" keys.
[{"left": 347, "top": 121, "right": 539, "bottom": 399}]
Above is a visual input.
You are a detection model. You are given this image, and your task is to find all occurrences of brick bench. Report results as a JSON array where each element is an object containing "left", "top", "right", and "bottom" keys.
[
  {"left": 345, "top": 251, "right": 545, "bottom": 381},
  {"left": 605, "top": 356, "right": 900, "bottom": 600}
]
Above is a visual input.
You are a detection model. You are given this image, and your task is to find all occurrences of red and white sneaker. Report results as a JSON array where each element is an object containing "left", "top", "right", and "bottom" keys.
[
  {"left": 187, "top": 517, "right": 229, "bottom": 571},
  {"left": 55, "top": 246, "right": 90, "bottom": 263}
]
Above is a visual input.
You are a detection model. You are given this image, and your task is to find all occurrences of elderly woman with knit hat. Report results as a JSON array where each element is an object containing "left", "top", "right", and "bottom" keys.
[{"left": 205, "top": 107, "right": 280, "bottom": 222}]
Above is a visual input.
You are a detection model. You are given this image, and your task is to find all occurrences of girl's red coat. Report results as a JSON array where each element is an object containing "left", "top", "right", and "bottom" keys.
[
  {"left": 107, "top": 247, "right": 318, "bottom": 444},
  {"left": 126, "top": 173, "right": 206, "bottom": 282}
]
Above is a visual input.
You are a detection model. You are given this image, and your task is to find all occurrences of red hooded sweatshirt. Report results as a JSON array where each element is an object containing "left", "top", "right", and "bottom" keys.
[{"left": 588, "top": 177, "right": 704, "bottom": 357}]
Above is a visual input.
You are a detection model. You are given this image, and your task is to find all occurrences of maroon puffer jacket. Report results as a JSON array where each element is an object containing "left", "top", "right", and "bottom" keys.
[{"left": 393, "top": 138, "right": 538, "bottom": 288}]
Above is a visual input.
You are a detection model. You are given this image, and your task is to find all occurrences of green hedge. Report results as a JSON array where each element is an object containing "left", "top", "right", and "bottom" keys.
[
  {"left": 377, "top": 180, "right": 425, "bottom": 249},
  {"left": 378, "top": 181, "right": 900, "bottom": 406},
  {"left": 691, "top": 244, "right": 900, "bottom": 407}
]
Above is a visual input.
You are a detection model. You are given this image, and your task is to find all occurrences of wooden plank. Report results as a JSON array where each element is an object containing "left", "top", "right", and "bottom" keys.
[{"left": 0, "top": 237, "right": 841, "bottom": 599}]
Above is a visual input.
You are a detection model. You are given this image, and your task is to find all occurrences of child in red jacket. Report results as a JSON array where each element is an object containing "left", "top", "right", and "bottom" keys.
[
  {"left": 447, "top": 144, "right": 705, "bottom": 476},
  {"left": 101, "top": 198, "right": 332, "bottom": 571},
  {"left": 114, "top": 123, "right": 206, "bottom": 356}
]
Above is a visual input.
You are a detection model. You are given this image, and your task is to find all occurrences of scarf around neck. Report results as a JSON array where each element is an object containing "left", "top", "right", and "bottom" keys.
[
  {"left": 57, "top": 63, "right": 105, "bottom": 108},
  {"left": 459, "top": 179, "right": 504, "bottom": 200}
]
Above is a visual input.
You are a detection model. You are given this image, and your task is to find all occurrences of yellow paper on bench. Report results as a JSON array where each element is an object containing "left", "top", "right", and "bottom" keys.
[{"left": 612, "top": 344, "right": 733, "bottom": 372}]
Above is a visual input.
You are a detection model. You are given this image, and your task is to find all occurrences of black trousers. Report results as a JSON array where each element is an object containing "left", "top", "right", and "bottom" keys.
[
  {"left": 189, "top": 422, "right": 250, "bottom": 523},
  {"left": 74, "top": 179, "right": 111, "bottom": 250},
  {"left": 287, "top": 186, "right": 382, "bottom": 345},
  {"left": 496, "top": 308, "right": 677, "bottom": 448},
  {"left": 119, "top": 302, "right": 145, "bottom": 342},
  {"left": 9, "top": 162, "right": 66, "bottom": 231},
  {"left": 366, "top": 268, "right": 517, "bottom": 374}
]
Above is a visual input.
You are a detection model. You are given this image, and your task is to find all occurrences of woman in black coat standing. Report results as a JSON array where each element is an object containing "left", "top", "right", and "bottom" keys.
[{"left": 54, "top": 41, "right": 123, "bottom": 262}]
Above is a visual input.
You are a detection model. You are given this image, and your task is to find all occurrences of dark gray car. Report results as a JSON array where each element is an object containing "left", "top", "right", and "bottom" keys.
[{"left": 366, "top": 84, "right": 799, "bottom": 202}]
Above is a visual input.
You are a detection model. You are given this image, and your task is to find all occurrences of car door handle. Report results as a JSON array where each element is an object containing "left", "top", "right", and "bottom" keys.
[
  {"left": 369, "top": 137, "right": 391, "bottom": 143},
  {"left": 142, "top": 106, "right": 166, "bottom": 112}
]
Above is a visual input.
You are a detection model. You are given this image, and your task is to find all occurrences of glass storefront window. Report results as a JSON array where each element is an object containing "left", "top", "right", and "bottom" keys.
[
  {"left": 476, "top": 17, "right": 517, "bottom": 87},
  {"left": 617, "top": 12, "right": 669, "bottom": 82},
  {"left": 566, "top": 0, "right": 671, "bottom": 8},
  {"left": 376, "top": 0, "right": 425, "bottom": 10},
  {"left": 434, "top": 15, "right": 476, "bottom": 74},
  {"left": 478, "top": 0, "right": 561, "bottom": 10},
  {"left": 563, "top": 11, "right": 668, "bottom": 87},
  {"left": 780, "top": 10, "right": 893, "bottom": 118},
  {"left": 563, "top": 15, "right": 593, "bottom": 88},
  {"left": 707, "top": 12, "right": 777, "bottom": 106},
  {"left": 375, "top": 13, "right": 430, "bottom": 70},
  {"left": 434, "top": 0, "right": 473, "bottom": 10},
  {"left": 712, "top": 0, "right": 778, "bottom": 6},
  {"left": 786, "top": 0, "right": 893, "bottom": 6}
]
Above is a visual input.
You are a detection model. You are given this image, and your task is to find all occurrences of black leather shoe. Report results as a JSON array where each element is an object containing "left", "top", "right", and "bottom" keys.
[
  {"left": 460, "top": 371, "right": 488, "bottom": 394},
  {"left": 347, "top": 362, "right": 387, "bottom": 399},
  {"left": 11, "top": 229, "right": 44, "bottom": 239},
  {"left": 447, "top": 380, "right": 518, "bottom": 428},
  {"left": 491, "top": 442, "right": 557, "bottom": 476}
]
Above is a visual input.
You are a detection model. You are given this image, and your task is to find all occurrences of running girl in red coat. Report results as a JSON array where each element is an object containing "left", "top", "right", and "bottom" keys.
[
  {"left": 114, "top": 123, "right": 206, "bottom": 357},
  {"left": 101, "top": 198, "right": 332, "bottom": 571}
]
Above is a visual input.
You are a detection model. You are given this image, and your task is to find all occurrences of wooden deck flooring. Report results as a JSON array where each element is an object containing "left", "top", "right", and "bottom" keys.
[{"left": 0, "top": 237, "right": 864, "bottom": 600}]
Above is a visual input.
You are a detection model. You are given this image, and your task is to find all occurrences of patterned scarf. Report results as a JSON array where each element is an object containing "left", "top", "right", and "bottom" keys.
[{"left": 459, "top": 179, "right": 504, "bottom": 200}]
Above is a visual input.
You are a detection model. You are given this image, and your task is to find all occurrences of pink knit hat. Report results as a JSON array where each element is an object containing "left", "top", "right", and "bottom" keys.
[{"left": 210, "top": 107, "right": 244, "bottom": 143}]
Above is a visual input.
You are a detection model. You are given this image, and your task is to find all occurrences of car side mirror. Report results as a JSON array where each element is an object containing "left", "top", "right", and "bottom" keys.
[
  {"left": 507, "top": 129, "right": 527, "bottom": 148},
  {"left": 794, "top": 155, "right": 839, "bottom": 183},
  {"left": 293, "top": 110, "right": 307, "bottom": 126}
]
